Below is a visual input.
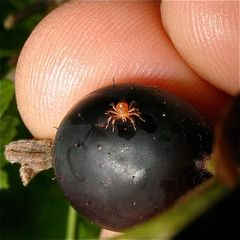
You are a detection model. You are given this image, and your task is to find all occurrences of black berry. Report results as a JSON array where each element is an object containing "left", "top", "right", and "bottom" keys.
[{"left": 54, "top": 84, "right": 212, "bottom": 231}]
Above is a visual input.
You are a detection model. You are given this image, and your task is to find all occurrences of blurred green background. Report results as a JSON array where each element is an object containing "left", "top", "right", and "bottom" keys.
[{"left": 0, "top": 1, "right": 100, "bottom": 239}]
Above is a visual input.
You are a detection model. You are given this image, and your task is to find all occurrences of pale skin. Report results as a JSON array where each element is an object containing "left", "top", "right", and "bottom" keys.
[{"left": 14, "top": 0, "right": 239, "bottom": 238}]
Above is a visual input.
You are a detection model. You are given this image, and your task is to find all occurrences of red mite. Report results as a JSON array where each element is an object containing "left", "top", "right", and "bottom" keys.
[{"left": 105, "top": 101, "right": 145, "bottom": 132}]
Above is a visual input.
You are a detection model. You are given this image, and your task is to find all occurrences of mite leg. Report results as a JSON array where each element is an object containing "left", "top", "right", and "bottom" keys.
[
  {"left": 112, "top": 105, "right": 117, "bottom": 111},
  {"left": 110, "top": 103, "right": 117, "bottom": 111},
  {"left": 129, "top": 101, "right": 136, "bottom": 108},
  {"left": 111, "top": 119, "right": 116, "bottom": 132},
  {"left": 128, "top": 117, "right": 137, "bottom": 131},
  {"left": 105, "top": 110, "right": 116, "bottom": 115},
  {"left": 129, "top": 112, "right": 145, "bottom": 122},
  {"left": 128, "top": 107, "right": 138, "bottom": 113},
  {"left": 105, "top": 116, "right": 113, "bottom": 129}
]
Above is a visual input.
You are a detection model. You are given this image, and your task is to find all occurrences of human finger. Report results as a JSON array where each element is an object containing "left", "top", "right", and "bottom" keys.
[
  {"left": 16, "top": 1, "right": 230, "bottom": 139},
  {"left": 161, "top": 1, "right": 239, "bottom": 95}
]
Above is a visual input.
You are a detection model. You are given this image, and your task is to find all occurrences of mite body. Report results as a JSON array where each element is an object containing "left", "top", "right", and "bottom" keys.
[{"left": 105, "top": 101, "right": 145, "bottom": 131}]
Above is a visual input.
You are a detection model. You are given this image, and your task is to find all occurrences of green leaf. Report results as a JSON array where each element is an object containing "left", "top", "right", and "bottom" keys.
[
  {"left": 0, "top": 79, "right": 15, "bottom": 118},
  {"left": 76, "top": 215, "right": 101, "bottom": 239},
  {"left": 115, "top": 179, "right": 229, "bottom": 240},
  {"left": 0, "top": 170, "right": 70, "bottom": 239},
  {"left": 0, "top": 115, "right": 20, "bottom": 189},
  {"left": 0, "top": 115, "right": 20, "bottom": 164},
  {"left": 0, "top": 169, "right": 9, "bottom": 189}
]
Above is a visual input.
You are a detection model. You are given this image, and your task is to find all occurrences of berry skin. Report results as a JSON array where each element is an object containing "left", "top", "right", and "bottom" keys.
[{"left": 54, "top": 84, "right": 212, "bottom": 231}]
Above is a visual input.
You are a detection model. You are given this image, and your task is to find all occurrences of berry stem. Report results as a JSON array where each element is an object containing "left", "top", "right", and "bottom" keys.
[{"left": 65, "top": 206, "right": 78, "bottom": 240}]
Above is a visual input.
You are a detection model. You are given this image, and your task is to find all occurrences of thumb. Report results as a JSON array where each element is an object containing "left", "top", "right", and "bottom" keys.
[{"left": 161, "top": 1, "right": 239, "bottom": 95}]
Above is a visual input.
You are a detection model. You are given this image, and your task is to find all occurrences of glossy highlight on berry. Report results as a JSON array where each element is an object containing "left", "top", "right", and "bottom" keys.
[{"left": 54, "top": 84, "right": 212, "bottom": 231}]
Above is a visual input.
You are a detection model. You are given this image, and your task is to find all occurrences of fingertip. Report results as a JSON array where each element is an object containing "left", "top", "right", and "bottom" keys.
[
  {"left": 100, "top": 229, "right": 122, "bottom": 239},
  {"left": 16, "top": 1, "right": 232, "bottom": 140},
  {"left": 161, "top": 1, "right": 239, "bottom": 95}
]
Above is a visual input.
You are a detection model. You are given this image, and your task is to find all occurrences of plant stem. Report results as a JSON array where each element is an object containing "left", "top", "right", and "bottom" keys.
[{"left": 65, "top": 206, "right": 78, "bottom": 240}]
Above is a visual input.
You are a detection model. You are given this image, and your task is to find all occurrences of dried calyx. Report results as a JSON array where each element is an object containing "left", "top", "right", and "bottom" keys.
[{"left": 4, "top": 139, "right": 53, "bottom": 186}]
